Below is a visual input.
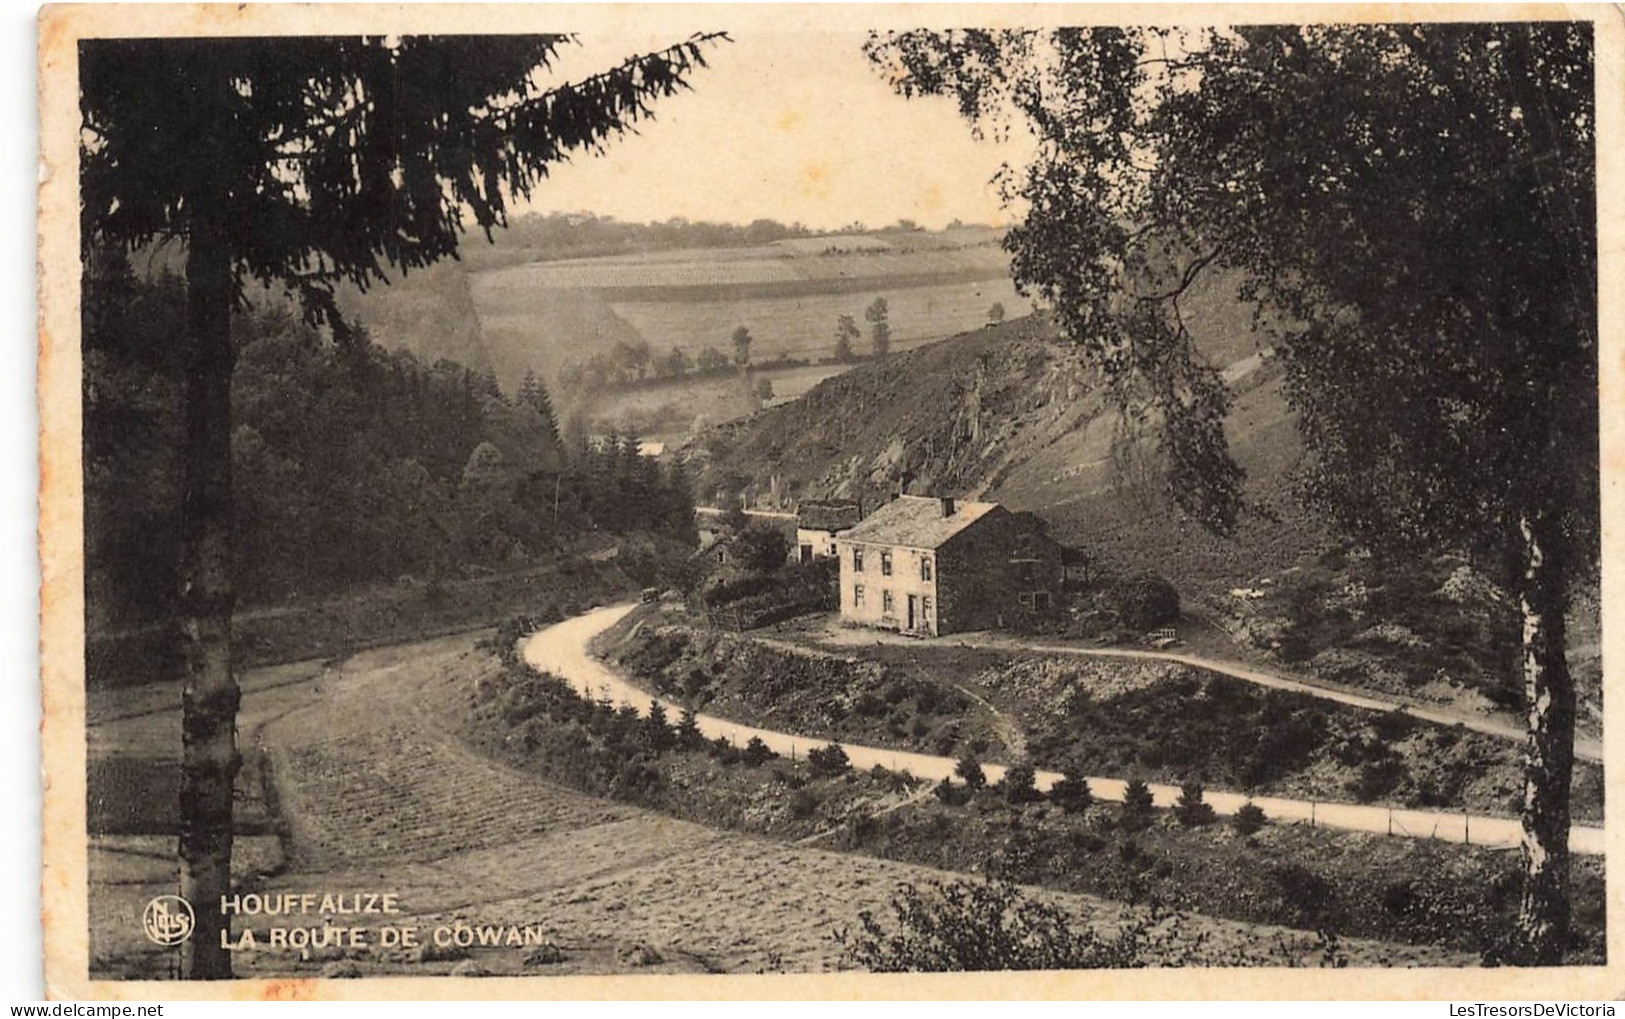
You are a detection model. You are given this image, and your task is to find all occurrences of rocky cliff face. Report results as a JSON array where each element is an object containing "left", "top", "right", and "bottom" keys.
[{"left": 694, "top": 316, "right": 1102, "bottom": 508}]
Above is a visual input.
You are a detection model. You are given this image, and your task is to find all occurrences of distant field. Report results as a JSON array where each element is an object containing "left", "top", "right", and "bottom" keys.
[
  {"left": 467, "top": 229, "right": 1032, "bottom": 432},
  {"left": 478, "top": 248, "right": 800, "bottom": 289},
  {"left": 609, "top": 277, "right": 1029, "bottom": 364},
  {"left": 478, "top": 246, "right": 1013, "bottom": 293}
]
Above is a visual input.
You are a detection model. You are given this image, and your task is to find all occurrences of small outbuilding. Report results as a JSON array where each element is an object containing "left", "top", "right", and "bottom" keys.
[{"left": 795, "top": 498, "right": 863, "bottom": 563}]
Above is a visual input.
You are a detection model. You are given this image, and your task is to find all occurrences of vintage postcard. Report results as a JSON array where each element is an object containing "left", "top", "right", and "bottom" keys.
[{"left": 37, "top": 1, "right": 1624, "bottom": 1000}]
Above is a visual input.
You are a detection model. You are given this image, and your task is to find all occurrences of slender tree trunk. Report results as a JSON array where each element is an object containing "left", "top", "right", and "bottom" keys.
[
  {"left": 1511, "top": 511, "right": 1575, "bottom": 965},
  {"left": 178, "top": 188, "right": 239, "bottom": 980}
]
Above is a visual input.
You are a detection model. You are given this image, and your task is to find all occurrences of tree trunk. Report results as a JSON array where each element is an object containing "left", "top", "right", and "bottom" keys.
[
  {"left": 1511, "top": 511, "right": 1575, "bottom": 965},
  {"left": 177, "top": 190, "right": 239, "bottom": 980}
]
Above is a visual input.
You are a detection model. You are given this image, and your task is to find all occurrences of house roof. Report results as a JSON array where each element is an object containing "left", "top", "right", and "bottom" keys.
[
  {"left": 840, "top": 495, "right": 999, "bottom": 550},
  {"left": 798, "top": 499, "right": 863, "bottom": 532}
]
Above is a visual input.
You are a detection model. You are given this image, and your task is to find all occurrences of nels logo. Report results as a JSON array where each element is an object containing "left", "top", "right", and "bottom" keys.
[{"left": 142, "top": 895, "right": 195, "bottom": 946}]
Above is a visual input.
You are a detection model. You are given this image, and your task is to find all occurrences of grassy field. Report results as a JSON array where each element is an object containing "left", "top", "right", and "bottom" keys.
[
  {"left": 607, "top": 276, "right": 1028, "bottom": 364},
  {"left": 473, "top": 269, "right": 1026, "bottom": 371}
]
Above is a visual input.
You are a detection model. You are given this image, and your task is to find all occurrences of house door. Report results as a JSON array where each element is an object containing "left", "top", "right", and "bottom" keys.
[
  {"left": 799, "top": 543, "right": 813, "bottom": 564},
  {"left": 907, "top": 595, "right": 918, "bottom": 632}
]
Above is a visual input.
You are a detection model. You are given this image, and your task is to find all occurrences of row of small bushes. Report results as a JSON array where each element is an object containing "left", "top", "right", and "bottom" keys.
[
  {"left": 476, "top": 612, "right": 877, "bottom": 811},
  {"left": 930, "top": 752, "right": 1270, "bottom": 836}
]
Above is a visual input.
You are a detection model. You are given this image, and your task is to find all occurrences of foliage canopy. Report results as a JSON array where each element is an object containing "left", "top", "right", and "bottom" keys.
[
  {"left": 82, "top": 33, "right": 725, "bottom": 329},
  {"left": 867, "top": 23, "right": 1596, "bottom": 564}
]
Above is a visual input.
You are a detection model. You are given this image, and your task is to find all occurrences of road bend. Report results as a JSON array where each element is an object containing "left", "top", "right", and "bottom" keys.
[{"left": 524, "top": 604, "right": 1604, "bottom": 857}]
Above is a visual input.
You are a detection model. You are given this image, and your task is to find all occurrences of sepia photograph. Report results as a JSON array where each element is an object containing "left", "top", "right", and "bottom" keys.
[{"left": 36, "top": 2, "right": 1620, "bottom": 999}]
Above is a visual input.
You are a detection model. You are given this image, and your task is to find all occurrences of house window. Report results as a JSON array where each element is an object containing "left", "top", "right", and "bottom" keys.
[
  {"left": 853, "top": 584, "right": 865, "bottom": 607},
  {"left": 922, "top": 596, "right": 933, "bottom": 619},
  {"left": 1018, "top": 592, "right": 1035, "bottom": 609},
  {"left": 1033, "top": 591, "right": 1052, "bottom": 612},
  {"left": 880, "top": 551, "right": 893, "bottom": 576},
  {"left": 921, "top": 556, "right": 933, "bottom": 581},
  {"left": 853, "top": 548, "right": 864, "bottom": 572},
  {"left": 882, "top": 590, "right": 895, "bottom": 614}
]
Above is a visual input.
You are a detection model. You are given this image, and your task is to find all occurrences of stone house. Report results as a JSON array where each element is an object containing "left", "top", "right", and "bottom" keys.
[{"left": 834, "top": 495, "right": 1065, "bottom": 637}]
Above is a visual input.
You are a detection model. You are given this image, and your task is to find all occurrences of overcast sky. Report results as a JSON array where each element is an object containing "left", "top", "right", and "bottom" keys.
[{"left": 529, "top": 29, "right": 1034, "bottom": 231}]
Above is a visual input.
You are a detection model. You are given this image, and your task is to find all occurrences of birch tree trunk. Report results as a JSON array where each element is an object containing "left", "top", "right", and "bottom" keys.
[
  {"left": 1513, "top": 511, "right": 1575, "bottom": 965},
  {"left": 177, "top": 188, "right": 239, "bottom": 980}
]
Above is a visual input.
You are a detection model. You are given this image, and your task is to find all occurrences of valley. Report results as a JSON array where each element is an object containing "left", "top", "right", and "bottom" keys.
[
  {"left": 64, "top": 19, "right": 1604, "bottom": 989},
  {"left": 336, "top": 222, "right": 1034, "bottom": 444}
]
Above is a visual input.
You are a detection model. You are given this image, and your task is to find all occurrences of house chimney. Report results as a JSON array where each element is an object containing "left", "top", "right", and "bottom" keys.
[{"left": 941, "top": 496, "right": 955, "bottom": 518}]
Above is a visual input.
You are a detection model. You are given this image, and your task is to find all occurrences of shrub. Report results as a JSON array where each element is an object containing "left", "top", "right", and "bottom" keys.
[
  {"left": 854, "top": 692, "right": 887, "bottom": 717},
  {"left": 743, "top": 735, "right": 777, "bottom": 767},
  {"left": 677, "top": 666, "right": 714, "bottom": 701},
  {"left": 675, "top": 707, "right": 703, "bottom": 750},
  {"left": 608, "top": 759, "right": 664, "bottom": 802},
  {"left": 837, "top": 811, "right": 882, "bottom": 849},
  {"left": 735, "top": 524, "right": 791, "bottom": 574},
  {"left": 1232, "top": 801, "right": 1268, "bottom": 836},
  {"left": 836, "top": 879, "right": 1149, "bottom": 972},
  {"left": 643, "top": 701, "right": 675, "bottom": 752},
  {"left": 1000, "top": 762, "right": 1042, "bottom": 805},
  {"left": 614, "top": 702, "right": 641, "bottom": 730},
  {"left": 955, "top": 752, "right": 987, "bottom": 791},
  {"left": 1174, "top": 781, "right": 1216, "bottom": 827},
  {"left": 870, "top": 765, "right": 915, "bottom": 793},
  {"left": 708, "top": 735, "right": 741, "bottom": 765},
  {"left": 1049, "top": 765, "right": 1093, "bottom": 815},
  {"left": 1120, "top": 779, "right": 1156, "bottom": 831},
  {"left": 932, "top": 776, "right": 969, "bottom": 805},
  {"left": 1269, "top": 863, "right": 1342, "bottom": 929},
  {"left": 1113, "top": 575, "right": 1181, "bottom": 631},
  {"left": 1371, "top": 708, "right": 1420, "bottom": 743},
  {"left": 1348, "top": 755, "right": 1407, "bottom": 803},
  {"left": 788, "top": 787, "right": 819, "bottom": 819},
  {"left": 807, "top": 741, "right": 853, "bottom": 778},
  {"left": 700, "top": 572, "right": 779, "bottom": 608}
]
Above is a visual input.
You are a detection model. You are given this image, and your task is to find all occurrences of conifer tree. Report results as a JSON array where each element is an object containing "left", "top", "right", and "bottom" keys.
[{"left": 80, "top": 31, "right": 724, "bottom": 978}]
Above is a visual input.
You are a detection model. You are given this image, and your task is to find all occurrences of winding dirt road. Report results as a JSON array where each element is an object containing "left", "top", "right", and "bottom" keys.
[{"left": 525, "top": 605, "right": 1604, "bottom": 856}]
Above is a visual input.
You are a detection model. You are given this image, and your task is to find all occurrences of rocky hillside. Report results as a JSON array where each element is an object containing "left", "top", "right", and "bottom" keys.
[{"left": 692, "top": 309, "right": 1325, "bottom": 597}]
